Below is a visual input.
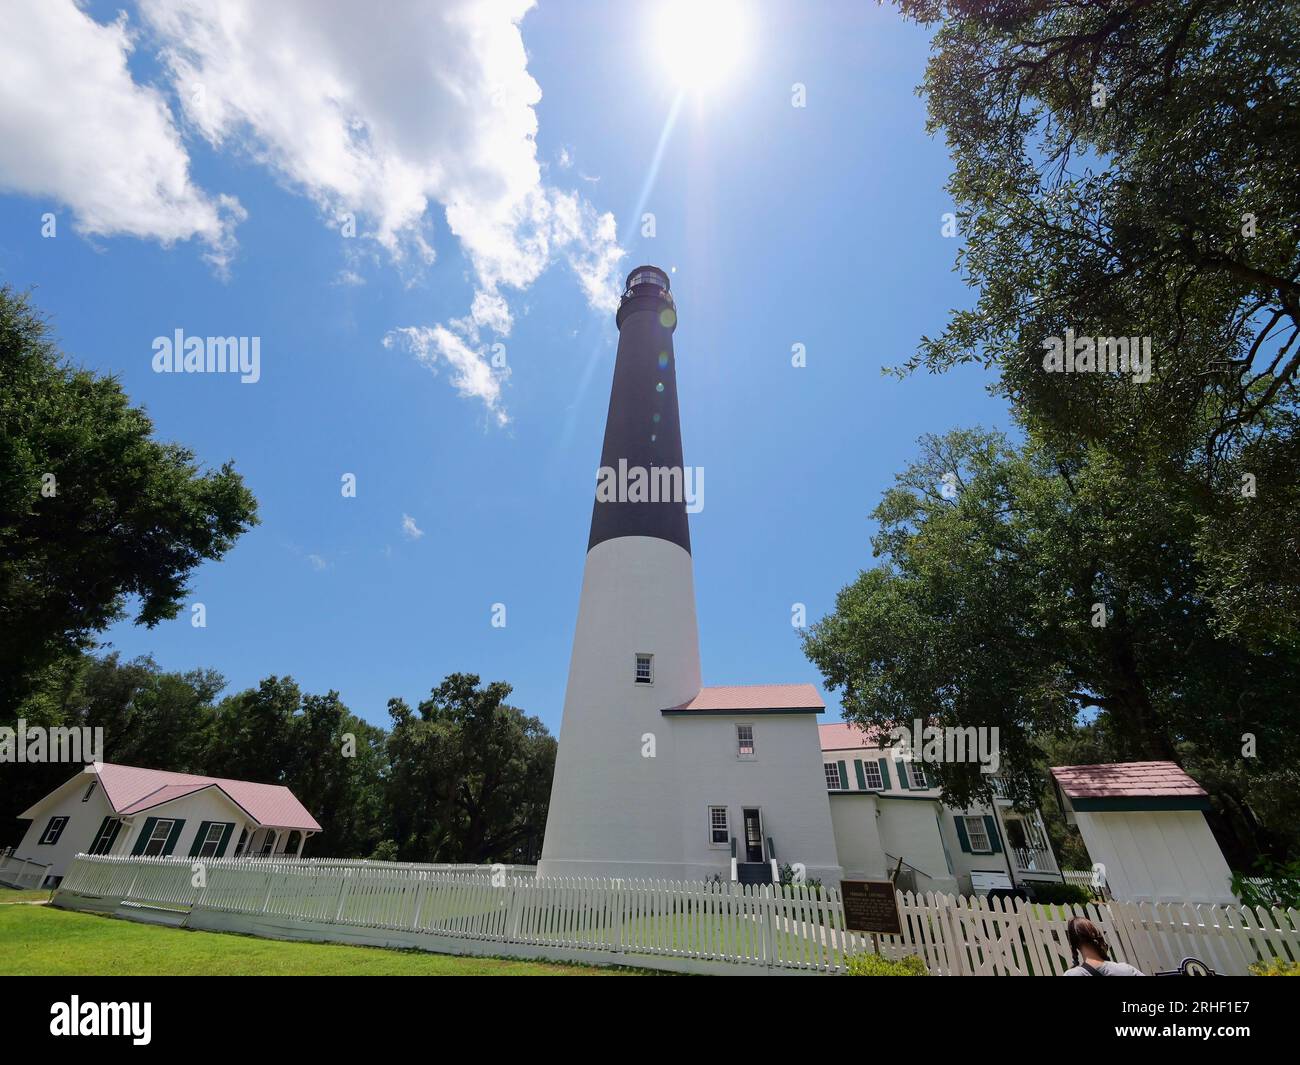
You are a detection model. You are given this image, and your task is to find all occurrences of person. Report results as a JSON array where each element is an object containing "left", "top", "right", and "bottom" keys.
[{"left": 1061, "top": 916, "right": 1144, "bottom": 976}]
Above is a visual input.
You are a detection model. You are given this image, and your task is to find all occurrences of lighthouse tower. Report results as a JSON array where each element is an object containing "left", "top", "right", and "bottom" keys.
[{"left": 537, "top": 265, "right": 702, "bottom": 879}]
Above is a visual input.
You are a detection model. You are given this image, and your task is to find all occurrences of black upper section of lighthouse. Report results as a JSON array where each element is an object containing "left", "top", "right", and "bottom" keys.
[{"left": 587, "top": 265, "right": 692, "bottom": 556}]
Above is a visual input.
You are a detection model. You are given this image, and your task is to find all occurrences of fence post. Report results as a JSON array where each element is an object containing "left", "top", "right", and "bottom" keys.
[
  {"left": 506, "top": 877, "right": 522, "bottom": 942},
  {"left": 765, "top": 884, "right": 778, "bottom": 972},
  {"left": 333, "top": 874, "right": 350, "bottom": 922},
  {"left": 942, "top": 894, "right": 967, "bottom": 976}
]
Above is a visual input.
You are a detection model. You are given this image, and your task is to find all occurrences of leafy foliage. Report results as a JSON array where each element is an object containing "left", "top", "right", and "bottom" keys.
[
  {"left": 802, "top": 427, "right": 1300, "bottom": 864},
  {"left": 0, "top": 286, "right": 258, "bottom": 714},
  {"left": 893, "top": 0, "right": 1300, "bottom": 645},
  {"left": 847, "top": 952, "right": 928, "bottom": 976}
]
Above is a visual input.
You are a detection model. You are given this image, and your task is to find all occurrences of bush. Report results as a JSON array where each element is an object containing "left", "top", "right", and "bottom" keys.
[
  {"left": 1027, "top": 882, "right": 1094, "bottom": 906},
  {"left": 847, "top": 953, "right": 928, "bottom": 976},
  {"left": 1232, "top": 859, "right": 1300, "bottom": 910},
  {"left": 778, "top": 863, "right": 823, "bottom": 893},
  {"left": 1249, "top": 957, "right": 1300, "bottom": 976}
]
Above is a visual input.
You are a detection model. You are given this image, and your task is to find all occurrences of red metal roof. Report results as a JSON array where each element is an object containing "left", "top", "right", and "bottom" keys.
[
  {"left": 94, "top": 763, "right": 321, "bottom": 831},
  {"left": 818, "top": 721, "right": 886, "bottom": 751},
  {"left": 1050, "top": 761, "right": 1207, "bottom": 800},
  {"left": 665, "top": 683, "right": 824, "bottom": 712}
]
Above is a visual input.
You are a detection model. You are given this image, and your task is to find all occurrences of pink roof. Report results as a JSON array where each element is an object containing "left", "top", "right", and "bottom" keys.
[
  {"left": 93, "top": 763, "right": 321, "bottom": 831},
  {"left": 1050, "top": 761, "right": 1207, "bottom": 800},
  {"left": 665, "top": 683, "right": 824, "bottom": 712},
  {"left": 818, "top": 721, "right": 885, "bottom": 751}
]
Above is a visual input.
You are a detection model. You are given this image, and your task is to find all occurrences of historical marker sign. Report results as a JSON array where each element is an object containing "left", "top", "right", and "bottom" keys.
[{"left": 841, "top": 879, "right": 902, "bottom": 935}]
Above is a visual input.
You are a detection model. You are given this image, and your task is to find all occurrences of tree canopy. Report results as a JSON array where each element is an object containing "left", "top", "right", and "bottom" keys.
[{"left": 0, "top": 286, "right": 258, "bottom": 714}]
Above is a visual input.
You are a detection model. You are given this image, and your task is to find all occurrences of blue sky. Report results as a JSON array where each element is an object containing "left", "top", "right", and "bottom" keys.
[{"left": 0, "top": 0, "right": 1011, "bottom": 734}]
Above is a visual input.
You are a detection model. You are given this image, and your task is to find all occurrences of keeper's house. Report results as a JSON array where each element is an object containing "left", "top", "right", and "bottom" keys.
[
  {"left": 2, "top": 762, "right": 321, "bottom": 888},
  {"left": 822, "top": 723, "right": 1062, "bottom": 896}
]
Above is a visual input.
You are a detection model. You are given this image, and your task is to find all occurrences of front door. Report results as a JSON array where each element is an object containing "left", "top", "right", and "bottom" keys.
[{"left": 742, "top": 808, "right": 763, "bottom": 863}]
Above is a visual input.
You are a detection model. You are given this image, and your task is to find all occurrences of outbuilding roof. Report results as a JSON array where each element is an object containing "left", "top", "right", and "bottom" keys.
[{"left": 1050, "top": 761, "right": 1210, "bottom": 812}]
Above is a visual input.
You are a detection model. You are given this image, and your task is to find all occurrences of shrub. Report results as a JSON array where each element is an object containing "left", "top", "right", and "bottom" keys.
[
  {"left": 1232, "top": 859, "right": 1300, "bottom": 910},
  {"left": 1027, "top": 883, "right": 1093, "bottom": 907},
  {"left": 778, "top": 863, "right": 823, "bottom": 893},
  {"left": 1249, "top": 957, "right": 1300, "bottom": 976},
  {"left": 847, "top": 953, "right": 928, "bottom": 976}
]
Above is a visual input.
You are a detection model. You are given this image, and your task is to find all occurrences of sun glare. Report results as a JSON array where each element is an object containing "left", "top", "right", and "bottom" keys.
[{"left": 654, "top": 0, "right": 749, "bottom": 94}]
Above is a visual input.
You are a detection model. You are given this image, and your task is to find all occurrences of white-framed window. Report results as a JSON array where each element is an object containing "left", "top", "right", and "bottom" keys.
[
  {"left": 908, "top": 762, "right": 928, "bottom": 789},
  {"left": 39, "top": 816, "right": 68, "bottom": 845},
  {"left": 963, "top": 815, "right": 992, "bottom": 854},
  {"left": 736, "top": 723, "right": 755, "bottom": 760},
  {"left": 862, "top": 761, "right": 883, "bottom": 790},
  {"left": 260, "top": 832, "right": 276, "bottom": 855},
  {"left": 81, "top": 781, "right": 98, "bottom": 802},
  {"left": 824, "top": 762, "right": 841, "bottom": 790},
  {"left": 708, "top": 805, "right": 729, "bottom": 846},
  {"left": 89, "top": 818, "right": 120, "bottom": 855},
  {"left": 197, "top": 823, "right": 226, "bottom": 859},
  {"left": 635, "top": 653, "right": 653, "bottom": 685},
  {"left": 142, "top": 819, "right": 175, "bottom": 857}
]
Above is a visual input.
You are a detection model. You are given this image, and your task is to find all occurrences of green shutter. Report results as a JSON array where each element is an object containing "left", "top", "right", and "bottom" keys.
[
  {"left": 984, "top": 815, "right": 1002, "bottom": 853},
  {"left": 898, "top": 759, "right": 911, "bottom": 790},
  {"left": 854, "top": 759, "right": 867, "bottom": 790},
  {"left": 954, "top": 815, "right": 971, "bottom": 853},
  {"left": 924, "top": 765, "right": 938, "bottom": 789},
  {"left": 189, "top": 821, "right": 214, "bottom": 857},
  {"left": 216, "top": 822, "right": 236, "bottom": 857},
  {"left": 131, "top": 817, "right": 159, "bottom": 856},
  {"left": 877, "top": 757, "right": 891, "bottom": 790},
  {"left": 837, "top": 760, "right": 848, "bottom": 791},
  {"left": 89, "top": 816, "right": 112, "bottom": 854},
  {"left": 162, "top": 818, "right": 186, "bottom": 856},
  {"left": 105, "top": 818, "right": 124, "bottom": 854}
]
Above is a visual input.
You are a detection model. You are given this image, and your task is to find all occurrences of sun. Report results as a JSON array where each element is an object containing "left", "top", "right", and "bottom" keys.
[{"left": 653, "top": 0, "right": 749, "bottom": 94}]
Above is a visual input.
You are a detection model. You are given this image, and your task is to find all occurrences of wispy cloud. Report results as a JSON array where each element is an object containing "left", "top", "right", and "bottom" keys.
[{"left": 400, "top": 513, "right": 424, "bottom": 541}]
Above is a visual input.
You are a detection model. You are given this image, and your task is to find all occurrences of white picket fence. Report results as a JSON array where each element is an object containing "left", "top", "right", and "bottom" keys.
[
  {"left": 0, "top": 852, "right": 52, "bottom": 890},
  {"left": 876, "top": 890, "right": 1298, "bottom": 975},
  {"left": 54, "top": 855, "right": 1299, "bottom": 976}
]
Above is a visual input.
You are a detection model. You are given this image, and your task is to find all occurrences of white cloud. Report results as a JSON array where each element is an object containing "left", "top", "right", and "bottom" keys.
[
  {"left": 139, "top": 0, "right": 624, "bottom": 418},
  {"left": 0, "top": 0, "right": 242, "bottom": 270},
  {"left": 400, "top": 513, "right": 425, "bottom": 540},
  {"left": 307, "top": 553, "right": 329, "bottom": 571},
  {"left": 384, "top": 325, "right": 510, "bottom": 427}
]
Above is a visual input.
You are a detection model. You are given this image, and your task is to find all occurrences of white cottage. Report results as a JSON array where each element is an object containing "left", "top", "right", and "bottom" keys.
[
  {"left": 2, "top": 762, "right": 322, "bottom": 887},
  {"left": 1051, "top": 761, "right": 1235, "bottom": 904}
]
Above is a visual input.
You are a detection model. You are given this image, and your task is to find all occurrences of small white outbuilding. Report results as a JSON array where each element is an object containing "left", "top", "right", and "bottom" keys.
[{"left": 1051, "top": 761, "right": 1235, "bottom": 905}]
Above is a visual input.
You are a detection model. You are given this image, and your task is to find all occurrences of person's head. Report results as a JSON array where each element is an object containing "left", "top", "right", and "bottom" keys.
[{"left": 1066, "top": 916, "right": 1112, "bottom": 965}]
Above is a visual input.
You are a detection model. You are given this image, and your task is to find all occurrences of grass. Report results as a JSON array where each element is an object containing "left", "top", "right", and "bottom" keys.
[
  {"left": 0, "top": 885, "right": 54, "bottom": 905},
  {"left": 0, "top": 905, "right": 642, "bottom": 976}
]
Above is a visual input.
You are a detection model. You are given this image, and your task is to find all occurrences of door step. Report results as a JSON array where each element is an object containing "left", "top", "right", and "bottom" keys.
[{"left": 736, "top": 863, "right": 773, "bottom": 886}]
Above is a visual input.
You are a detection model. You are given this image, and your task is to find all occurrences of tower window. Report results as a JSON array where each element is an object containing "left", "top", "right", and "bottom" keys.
[
  {"left": 736, "top": 724, "right": 755, "bottom": 760},
  {"left": 635, "top": 654, "right": 653, "bottom": 684},
  {"left": 82, "top": 780, "right": 98, "bottom": 802}
]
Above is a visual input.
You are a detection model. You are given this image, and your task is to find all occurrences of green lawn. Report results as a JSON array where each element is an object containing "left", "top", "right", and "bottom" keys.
[
  {"left": 0, "top": 885, "right": 54, "bottom": 904},
  {"left": 0, "top": 905, "right": 639, "bottom": 976}
]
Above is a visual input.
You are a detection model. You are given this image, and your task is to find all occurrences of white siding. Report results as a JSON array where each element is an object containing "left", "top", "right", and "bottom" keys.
[{"left": 1074, "top": 809, "right": 1235, "bottom": 904}]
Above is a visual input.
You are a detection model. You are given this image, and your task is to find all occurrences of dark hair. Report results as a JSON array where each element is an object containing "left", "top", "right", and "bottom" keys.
[{"left": 1066, "top": 916, "right": 1112, "bottom": 965}]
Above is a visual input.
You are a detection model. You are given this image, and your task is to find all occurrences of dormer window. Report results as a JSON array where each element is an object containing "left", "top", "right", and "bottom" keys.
[{"left": 635, "top": 654, "right": 653, "bottom": 685}]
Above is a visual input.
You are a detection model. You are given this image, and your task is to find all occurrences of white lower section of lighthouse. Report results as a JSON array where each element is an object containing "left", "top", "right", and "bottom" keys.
[{"left": 538, "top": 535, "right": 841, "bottom": 884}]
